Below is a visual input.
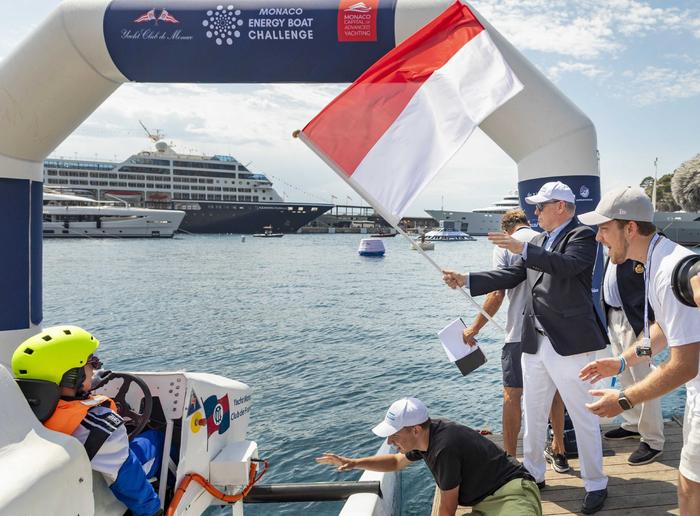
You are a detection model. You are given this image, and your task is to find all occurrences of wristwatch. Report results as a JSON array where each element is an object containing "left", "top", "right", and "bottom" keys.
[{"left": 617, "top": 391, "right": 634, "bottom": 411}]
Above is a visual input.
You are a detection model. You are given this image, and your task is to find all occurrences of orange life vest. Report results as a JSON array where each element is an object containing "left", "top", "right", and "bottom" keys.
[{"left": 44, "top": 394, "right": 117, "bottom": 435}]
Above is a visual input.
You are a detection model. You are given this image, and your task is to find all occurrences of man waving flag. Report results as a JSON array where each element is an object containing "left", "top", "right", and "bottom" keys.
[{"left": 298, "top": 1, "right": 522, "bottom": 226}]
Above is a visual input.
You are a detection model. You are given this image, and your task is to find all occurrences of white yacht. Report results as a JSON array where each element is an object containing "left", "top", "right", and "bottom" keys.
[
  {"left": 43, "top": 190, "right": 185, "bottom": 238},
  {"left": 425, "top": 191, "right": 519, "bottom": 235}
]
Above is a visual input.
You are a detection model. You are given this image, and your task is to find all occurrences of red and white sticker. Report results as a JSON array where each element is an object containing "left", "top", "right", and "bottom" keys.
[{"left": 337, "top": 0, "right": 378, "bottom": 42}]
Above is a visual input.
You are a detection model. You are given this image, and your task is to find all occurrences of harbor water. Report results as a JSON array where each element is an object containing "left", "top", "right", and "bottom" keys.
[{"left": 43, "top": 234, "right": 686, "bottom": 515}]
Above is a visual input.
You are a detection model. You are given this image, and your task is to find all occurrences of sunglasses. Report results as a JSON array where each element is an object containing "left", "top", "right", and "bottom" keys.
[
  {"left": 535, "top": 200, "right": 560, "bottom": 211},
  {"left": 86, "top": 354, "right": 103, "bottom": 369}
]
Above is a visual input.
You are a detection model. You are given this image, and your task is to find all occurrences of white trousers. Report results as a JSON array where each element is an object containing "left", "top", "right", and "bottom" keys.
[
  {"left": 522, "top": 334, "right": 608, "bottom": 492},
  {"left": 608, "top": 308, "right": 665, "bottom": 450}
]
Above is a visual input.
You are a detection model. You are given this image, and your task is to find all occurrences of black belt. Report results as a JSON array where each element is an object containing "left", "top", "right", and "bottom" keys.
[
  {"left": 608, "top": 306, "right": 623, "bottom": 311},
  {"left": 535, "top": 328, "right": 546, "bottom": 336}
]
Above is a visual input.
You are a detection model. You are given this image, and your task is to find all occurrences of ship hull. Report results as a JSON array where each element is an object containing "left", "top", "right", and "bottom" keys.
[{"left": 173, "top": 201, "right": 333, "bottom": 234}]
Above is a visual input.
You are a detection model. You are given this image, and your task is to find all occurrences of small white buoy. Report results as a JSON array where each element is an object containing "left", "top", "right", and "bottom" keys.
[
  {"left": 241, "top": 235, "right": 246, "bottom": 242},
  {"left": 358, "top": 238, "right": 385, "bottom": 257}
]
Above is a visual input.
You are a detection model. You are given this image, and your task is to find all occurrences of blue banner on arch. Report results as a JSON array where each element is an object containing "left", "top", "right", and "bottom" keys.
[{"left": 104, "top": 0, "right": 398, "bottom": 83}]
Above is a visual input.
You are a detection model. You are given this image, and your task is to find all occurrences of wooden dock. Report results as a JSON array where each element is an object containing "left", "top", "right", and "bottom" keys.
[{"left": 431, "top": 420, "right": 682, "bottom": 515}]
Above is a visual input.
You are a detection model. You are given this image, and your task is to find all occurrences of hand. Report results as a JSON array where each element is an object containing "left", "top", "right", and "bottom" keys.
[
  {"left": 442, "top": 270, "right": 466, "bottom": 289},
  {"left": 315, "top": 453, "right": 356, "bottom": 471},
  {"left": 463, "top": 327, "right": 478, "bottom": 347},
  {"left": 586, "top": 389, "right": 623, "bottom": 417},
  {"left": 487, "top": 232, "right": 524, "bottom": 254},
  {"left": 691, "top": 271, "right": 700, "bottom": 308},
  {"left": 579, "top": 357, "right": 621, "bottom": 383}
]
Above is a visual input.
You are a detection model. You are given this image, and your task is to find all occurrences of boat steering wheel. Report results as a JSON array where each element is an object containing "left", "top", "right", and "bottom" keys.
[{"left": 90, "top": 372, "right": 153, "bottom": 439}]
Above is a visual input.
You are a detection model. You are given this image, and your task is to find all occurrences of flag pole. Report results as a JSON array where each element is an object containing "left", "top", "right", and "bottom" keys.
[{"left": 295, "top": 130, "right": 505, "bottom": 334}]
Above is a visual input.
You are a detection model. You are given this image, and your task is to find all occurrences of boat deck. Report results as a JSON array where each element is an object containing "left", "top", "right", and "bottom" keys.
[{"left": 431, "top": 420, "right": 683, "bottom": 515}]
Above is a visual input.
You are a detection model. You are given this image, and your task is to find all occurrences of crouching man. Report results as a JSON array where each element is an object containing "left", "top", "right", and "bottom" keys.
[{"left": 316, "top": 397, "right": 541, "bottom": 516}]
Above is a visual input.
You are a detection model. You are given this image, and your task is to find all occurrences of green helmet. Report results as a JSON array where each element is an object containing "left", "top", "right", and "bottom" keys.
[{"left": 12, "top": 325, "right": 99, "bottom": 386}]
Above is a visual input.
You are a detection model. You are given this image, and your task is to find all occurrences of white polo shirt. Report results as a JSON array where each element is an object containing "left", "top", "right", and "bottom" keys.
[
  {"left": 492, "top": 226, "right": 540, "bottom": 343},
  {"left": 647, "top": 237, "right": 700, "bottom": 407}
]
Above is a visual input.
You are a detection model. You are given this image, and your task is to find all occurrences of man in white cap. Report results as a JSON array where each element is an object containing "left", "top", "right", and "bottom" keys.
[
  {"left": 316, "top": 397, "right": 541, "bottom": 515},
  {"left": 443, "top": 180, "right": 609, "bottom": 513},
  {"left": 578, "top": 186, "right": 700, "bottom": 515}
]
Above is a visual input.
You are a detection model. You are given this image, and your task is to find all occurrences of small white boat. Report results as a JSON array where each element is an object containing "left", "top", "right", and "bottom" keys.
[
  {"left": 411, "top": 240, "right": 435, "bottom": 251},
  {"left": 358, "top": 238, "right": 385, "bottom": 256},
  {"left": 43, "top": 190, "right": 184, "bottom": 238},
  {"left": 253, "top": 225, "right": 284, "bottom": 238}
]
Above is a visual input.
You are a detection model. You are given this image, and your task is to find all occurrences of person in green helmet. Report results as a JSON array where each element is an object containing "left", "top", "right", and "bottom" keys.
[{"left": 12, "top": 325, "right": 163, "bottom": 516}]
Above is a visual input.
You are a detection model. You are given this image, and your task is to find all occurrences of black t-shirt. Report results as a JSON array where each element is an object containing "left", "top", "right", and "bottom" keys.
[{"left": 405, "top": 419, "right": 529, "bottom": 506}]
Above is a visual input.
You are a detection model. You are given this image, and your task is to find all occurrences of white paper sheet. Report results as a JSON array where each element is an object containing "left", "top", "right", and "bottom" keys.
[{"left": 437, "top": 317, "right": 481, "bottom": 362}]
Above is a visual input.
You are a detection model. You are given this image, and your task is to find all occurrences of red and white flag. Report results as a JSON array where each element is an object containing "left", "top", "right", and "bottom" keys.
[
  {"left": 158, "top": 9, "right": 180, "bottom": 24},
  {"left": 134, "top": 9, "right": 156, "bottom": 23},
  {"left": 300, "top": 1, "right": 522, "bottom": 226}
]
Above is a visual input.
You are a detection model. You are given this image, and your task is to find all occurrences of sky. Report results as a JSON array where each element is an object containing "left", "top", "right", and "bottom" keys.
[{"left": 1, "top": 0, "right": 699, "bottom": 216}]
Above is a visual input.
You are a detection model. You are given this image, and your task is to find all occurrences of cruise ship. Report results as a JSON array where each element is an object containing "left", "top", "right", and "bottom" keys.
[
  {"left": 425, "top": 191, "right": 519, "bottom": 235},
  {"left": 43, "top": 140, "right": 333, "bottom": 234},
  {"left": 427, "top": 191, "right": 700, "bottom": 245}
]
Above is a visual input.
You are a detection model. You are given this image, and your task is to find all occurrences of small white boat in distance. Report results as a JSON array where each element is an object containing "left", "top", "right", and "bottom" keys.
[
  {"left": 423, "top": 220, "right": 476, "bottom": 241},
  {"left": 253, "top": 225, "right": 284, "bottom": 237},
  {"left": 411, "top": 240, "right": 435, "bottom": 251},
  {"left": 43, "top": 190, "right": 184, "bottom": 238}
]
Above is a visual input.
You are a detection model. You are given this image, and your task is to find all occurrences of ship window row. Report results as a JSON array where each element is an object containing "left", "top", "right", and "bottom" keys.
[
  {"left": 173, "top": 177, "right": 214, "bottom": 184},
  {"left": 127, "top": 157, "right": 171, "bottom": 166},
  {"left": 173, "top": 160, "right": 238, "bottom": 171},
  {"left": 119, "top": 166, "right": 170, "bottom": 175},
  {"left": 173, "top": 168, "right": 236, "bottom": 178},
  {"left": 54, "top": 170, "right": 90, "bottom": 177},
  {"left": 44, "top": 160, "right": 115, "bottom": 171}
]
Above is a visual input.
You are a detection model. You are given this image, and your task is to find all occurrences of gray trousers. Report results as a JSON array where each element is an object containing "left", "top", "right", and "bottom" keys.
[{"left": 608, "top": 308, "right": 665, "bottom": 450}]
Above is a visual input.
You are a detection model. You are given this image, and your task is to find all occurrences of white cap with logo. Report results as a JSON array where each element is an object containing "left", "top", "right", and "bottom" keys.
[
  {"left": 578, "top": 186, "right": 654, "bottom": 226},
  {"left": 524, "top": 181, "right": 576, "bottom": 205},
  {"left": 371, "top": 397, "right": 429, "bottom": 438}
]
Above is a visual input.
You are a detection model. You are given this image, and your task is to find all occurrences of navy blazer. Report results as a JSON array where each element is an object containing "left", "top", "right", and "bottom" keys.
[
  {"left": 601, "top": 259, "right": 655, "bottom": 337},
  {"left": 470, "top": 218, "right": 609, "bottom": 356}
]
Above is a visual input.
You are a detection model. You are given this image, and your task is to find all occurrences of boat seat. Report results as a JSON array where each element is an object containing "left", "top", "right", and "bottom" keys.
[{"left": 15, "top": 378, "right": 60, "bottom": 422}]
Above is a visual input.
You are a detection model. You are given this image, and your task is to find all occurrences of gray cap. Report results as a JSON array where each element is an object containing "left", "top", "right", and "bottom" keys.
[{"left": 578, "top": 186, "right": 654, "bottom": 226}]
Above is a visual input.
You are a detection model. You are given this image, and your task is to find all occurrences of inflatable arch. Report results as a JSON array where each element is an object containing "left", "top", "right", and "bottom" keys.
[{"left": 0, "top": 0, "right": 600, "bottom": 363}]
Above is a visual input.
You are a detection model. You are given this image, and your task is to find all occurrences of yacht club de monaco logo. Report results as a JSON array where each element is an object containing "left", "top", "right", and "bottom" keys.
[
  {"left": 338, "top": 0, "right": 379, "bottom": 42},
  {"left": 580, "top": 185, "right": 590, "bottom": 198},
  {"left": 134, "top": 8, "right": 179, "bottom": 24},
  {"left": 122, "top": 7, "right": 193, "bottom": 41},
  {"left": 188, "top": 389, "right": 252, "bottom": 439}
]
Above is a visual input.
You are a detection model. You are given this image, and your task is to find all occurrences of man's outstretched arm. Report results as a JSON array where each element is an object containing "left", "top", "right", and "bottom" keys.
[{"left": 315, "top": 452, "right": 411, "bottom": 472}]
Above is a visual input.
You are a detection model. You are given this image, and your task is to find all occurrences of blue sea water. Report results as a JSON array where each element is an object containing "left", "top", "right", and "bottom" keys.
[{"left": 43, "top": 234, "right": 686, "bottom": 515}]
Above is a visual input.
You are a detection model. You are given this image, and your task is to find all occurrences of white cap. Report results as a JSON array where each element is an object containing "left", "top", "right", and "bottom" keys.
[
  {"left": 524, "top": 181, "right": 576, "bottom": 205},
  {"left": 578, "top": 186, "right": 654, "bottom": 226},
  {"left": 371, "top": 397, "right": 429, "bottom": 438}
]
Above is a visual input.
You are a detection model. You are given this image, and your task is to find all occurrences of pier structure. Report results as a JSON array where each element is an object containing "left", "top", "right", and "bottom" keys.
[{"left": 431, "top": 421, "right": 683, "bottom": 515}]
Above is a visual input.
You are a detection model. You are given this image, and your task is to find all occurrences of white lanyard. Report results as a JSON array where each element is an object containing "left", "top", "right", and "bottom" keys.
[{"left": 642, "top": 234, "right": 663, "bottom": 346}]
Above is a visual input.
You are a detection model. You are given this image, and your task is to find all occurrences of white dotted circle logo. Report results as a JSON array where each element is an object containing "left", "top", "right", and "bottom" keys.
[{"left": 202, "top": 5, "right": 243, "bottom": 46}]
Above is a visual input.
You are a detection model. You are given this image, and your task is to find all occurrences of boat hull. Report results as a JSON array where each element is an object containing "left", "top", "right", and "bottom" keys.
[{"left": 173, "top": 202, "right": 333, "bottom": 234}]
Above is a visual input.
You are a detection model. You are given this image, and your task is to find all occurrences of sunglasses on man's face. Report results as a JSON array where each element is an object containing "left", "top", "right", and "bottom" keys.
[
  {"left": 86, "top": 355, "right": 103, "bottom": 369},
  {"left": 535, "top": 201, "right": 560, "bottom": 211}
]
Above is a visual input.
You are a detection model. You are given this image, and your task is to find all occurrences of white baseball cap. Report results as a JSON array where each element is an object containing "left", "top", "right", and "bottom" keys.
[
  {"left": 578, "top": 186, "right": 654, "bottom": 226},
  {"left": 371, "top": 397, "right": 429, "bottom": 437},
  {"left": 524, "top": 181, "right": 576, "bottom": 205}
]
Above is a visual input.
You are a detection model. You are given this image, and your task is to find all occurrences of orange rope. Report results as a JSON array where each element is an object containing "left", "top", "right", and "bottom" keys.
[{"left": 166, "top": 459, "right": 268, "bottom": 516}]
